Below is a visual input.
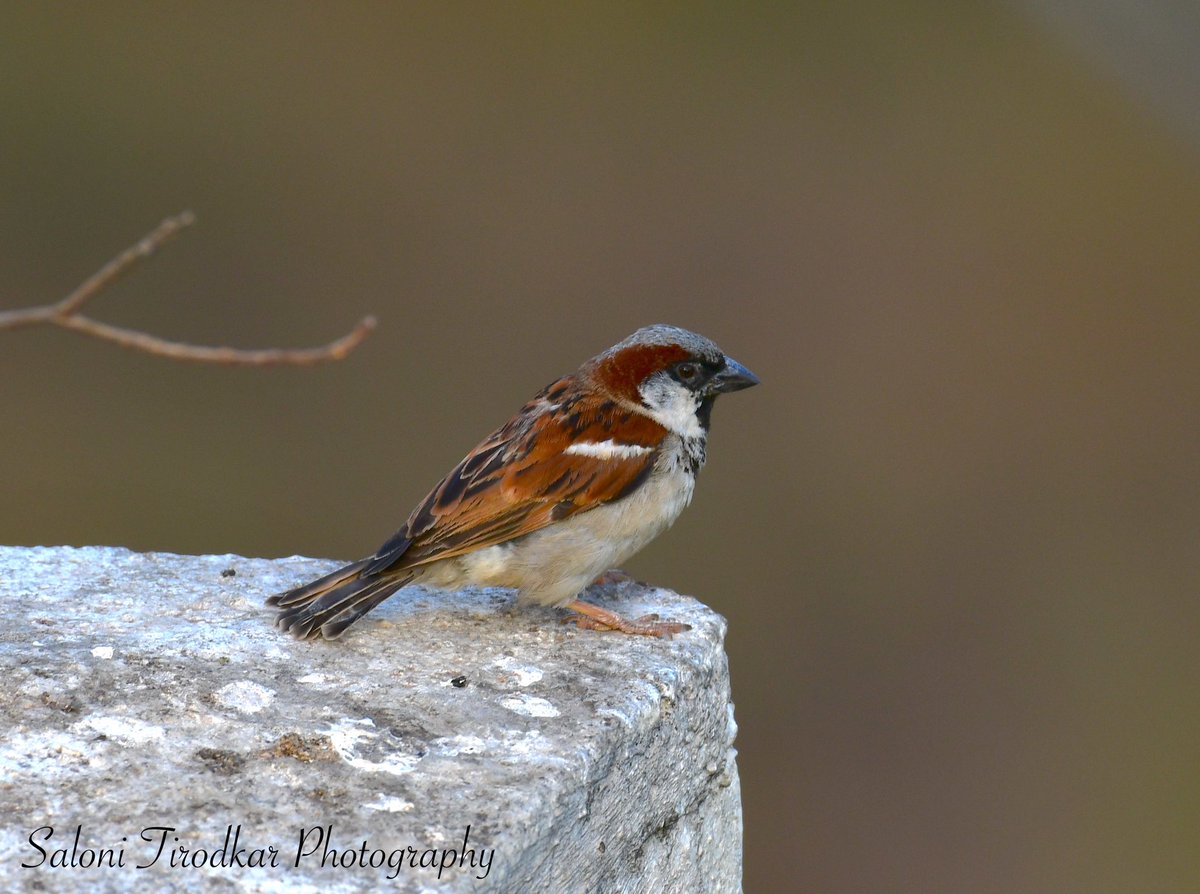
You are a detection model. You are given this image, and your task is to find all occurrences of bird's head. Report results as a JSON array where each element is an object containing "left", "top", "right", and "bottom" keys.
[{"left": 586, "top": 324, "right": 759, "bottom": 437}]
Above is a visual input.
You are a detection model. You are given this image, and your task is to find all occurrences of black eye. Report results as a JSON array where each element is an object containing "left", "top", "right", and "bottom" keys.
[{"left": 675, "top": 362, "right": 698, "bottom": 382}]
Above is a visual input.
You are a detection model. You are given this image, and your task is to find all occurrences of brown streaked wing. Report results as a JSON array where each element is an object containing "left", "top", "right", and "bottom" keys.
[{"left": 364, "top": 384, "right": 667, "bottom": 574}]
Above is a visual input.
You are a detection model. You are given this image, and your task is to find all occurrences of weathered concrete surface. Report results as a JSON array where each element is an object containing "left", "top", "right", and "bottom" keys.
[{"left": 0, "top": 546, "right": 741, "bottom": 893}]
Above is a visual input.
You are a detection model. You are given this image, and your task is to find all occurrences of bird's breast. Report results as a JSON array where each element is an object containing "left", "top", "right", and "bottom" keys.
[{"left": 421, "top": 443, "right": 700, "bottom": 606}]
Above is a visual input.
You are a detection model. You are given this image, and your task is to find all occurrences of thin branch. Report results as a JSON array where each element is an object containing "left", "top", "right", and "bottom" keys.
[
  {"left": 0, "top": 212, "right": 376, "bottom": 366},
  {"left": 51, "top": 312, "right": 378, "bottom": 366},
  {"left": 59, "top": 211, "right": 196, "bottom": 316}
]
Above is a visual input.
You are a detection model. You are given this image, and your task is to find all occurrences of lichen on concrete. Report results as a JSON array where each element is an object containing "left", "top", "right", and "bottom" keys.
[{"left": 0, "top": 545, "right": 741, "bottom": 892}]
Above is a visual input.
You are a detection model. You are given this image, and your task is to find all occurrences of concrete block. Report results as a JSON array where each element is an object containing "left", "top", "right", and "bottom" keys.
[{"left": 0, "top": 546, "right": 741, "bottom": 892}]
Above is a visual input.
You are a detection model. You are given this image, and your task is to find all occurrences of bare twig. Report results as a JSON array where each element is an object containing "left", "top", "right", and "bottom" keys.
[{"left": 0, "top": 212, "right": 377, "bottom": 366}]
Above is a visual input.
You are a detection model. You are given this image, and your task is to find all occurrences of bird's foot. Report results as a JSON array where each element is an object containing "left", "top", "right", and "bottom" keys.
[
  {"left": 590, "top": 568, "right": 637, "bottom": 587},
  {"left": 562, "top": 599, "right": 690, "bottom": 638}
]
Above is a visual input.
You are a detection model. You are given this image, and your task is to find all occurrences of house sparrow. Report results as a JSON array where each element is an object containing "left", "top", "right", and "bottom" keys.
[{"left": 268, "top": 324, "right": 758, "bottom": 640}]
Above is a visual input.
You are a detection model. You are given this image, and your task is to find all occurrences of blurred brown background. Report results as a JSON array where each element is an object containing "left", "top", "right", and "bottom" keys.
[{"left": 3, "top": 4, "right": 1198, "bottom": 892}]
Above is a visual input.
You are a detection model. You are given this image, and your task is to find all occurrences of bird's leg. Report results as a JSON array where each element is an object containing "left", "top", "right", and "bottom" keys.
[
  {"left": 563, "top": 599, "right": 690, "bottom": 638},
  {"left": 590, "top": 568, "right": 636, "bottom": 587}
]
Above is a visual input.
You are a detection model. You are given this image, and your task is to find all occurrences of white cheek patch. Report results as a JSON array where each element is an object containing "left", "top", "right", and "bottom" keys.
[
  {"left": 564, "top": 440, "right": 654, "bottom": 460},
  {"left": 638, "top": 374, "right": 704, "bottom": 439}
]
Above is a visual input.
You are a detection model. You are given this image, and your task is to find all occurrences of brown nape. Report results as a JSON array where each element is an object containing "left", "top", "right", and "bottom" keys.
[{"left": 562, "top": 599, "right": 691, "bottom": 638}]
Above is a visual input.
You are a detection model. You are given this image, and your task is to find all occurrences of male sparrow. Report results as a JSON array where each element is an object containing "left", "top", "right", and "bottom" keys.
[{"left": 268, "top": 324, "right": 758, "bottom": 640}]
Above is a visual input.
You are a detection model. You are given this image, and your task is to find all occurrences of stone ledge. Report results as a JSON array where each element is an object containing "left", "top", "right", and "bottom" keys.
[{"left": 0, "top": 546, "right": 742, "bottom": 893}]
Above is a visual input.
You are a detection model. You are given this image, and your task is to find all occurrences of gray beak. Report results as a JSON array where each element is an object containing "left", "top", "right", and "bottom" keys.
[{"left": 708, "top": 356, "right": 760, "bottom": 394}]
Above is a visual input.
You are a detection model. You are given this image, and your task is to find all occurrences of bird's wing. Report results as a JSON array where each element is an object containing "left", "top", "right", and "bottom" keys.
[{"left": 362, "top": 378, "right": 667, "bottom": 576}]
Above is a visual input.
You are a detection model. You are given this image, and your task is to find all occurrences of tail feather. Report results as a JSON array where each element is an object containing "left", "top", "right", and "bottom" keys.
[
  {"left": 267, "top": 558, "right": 412, "bottom": 639},
  {"left": 266, "top": 558, "right": 370, "bottom": 608},
  {"left": 317, "top": 583, "right": 407, "bottom": 639}
]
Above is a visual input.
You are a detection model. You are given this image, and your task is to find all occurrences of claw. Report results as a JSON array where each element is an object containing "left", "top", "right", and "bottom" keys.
[{"left": 563, "top": 600, "right": 690, "bottom": 638}]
